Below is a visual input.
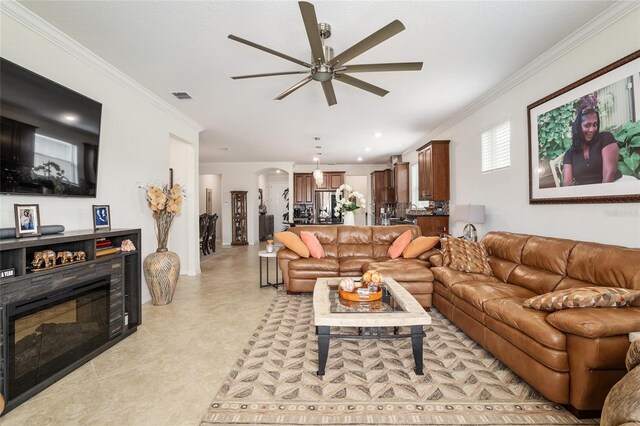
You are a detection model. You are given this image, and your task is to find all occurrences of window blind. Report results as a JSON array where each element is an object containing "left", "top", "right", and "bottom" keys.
[{"left": 481, "top": 121, "right": 510, "bottom": 173}]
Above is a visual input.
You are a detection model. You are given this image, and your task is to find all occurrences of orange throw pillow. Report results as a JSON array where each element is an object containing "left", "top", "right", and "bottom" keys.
[
  {"left": 274, "top": 231, "right": 309, "bottom": 258},
  {"left": 387, "top": 230, "right": 412, "bottom": 259},
  {"left": 403, "top": 236, "right": 440, "bottom": 258},
  {"left": 300, "top": 231, "right": 325, "bottom": 259}
]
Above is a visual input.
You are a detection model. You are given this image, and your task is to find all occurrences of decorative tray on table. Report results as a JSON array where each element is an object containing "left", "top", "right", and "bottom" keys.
[{"left": 338, "top": 284, "right": 382, "bottom": 302}]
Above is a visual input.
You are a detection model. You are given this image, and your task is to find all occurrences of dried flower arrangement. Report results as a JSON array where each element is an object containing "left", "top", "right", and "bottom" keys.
[{"left": 142, "top": 183, "right": 184, "bottom": 250}]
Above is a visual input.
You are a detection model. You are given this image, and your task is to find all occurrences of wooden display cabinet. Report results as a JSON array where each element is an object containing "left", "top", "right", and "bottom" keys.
[
  {"left": 230, "top": 191, "right": 248, "bottom": 245},
  {"left": 417, "top": 140, "right": 450, "bottom": 201}
]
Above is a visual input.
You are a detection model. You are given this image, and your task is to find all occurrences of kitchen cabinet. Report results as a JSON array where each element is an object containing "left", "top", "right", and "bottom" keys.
[
  {"left": 393, "top": 162, "right": 410, "bottom": 203},
  {"left": 293, "top": 173, "right": 314, "bottom": 204},
  {"left": 415, "top": 216, "right": 449, "bottom": 237},
  {"left": 417, "top": 140, "right": 450, "bottom": 201},
  {"left": 315, "top": 172, "right": 345, "bottom": 190},
  {"left": 371, "top": 170, "right": 394, "bottom": 204}
]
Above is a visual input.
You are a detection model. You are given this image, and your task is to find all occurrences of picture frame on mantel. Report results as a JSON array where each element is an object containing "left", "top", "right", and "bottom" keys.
[
  {"left": 14, "top": 204, "right": 41, "bottom": 238},
  {"left": 527, "top": 50, "right": 640, "bottom": 204},
  {"left": 93, "top": 205, "right": 111, "bottom": 231}
]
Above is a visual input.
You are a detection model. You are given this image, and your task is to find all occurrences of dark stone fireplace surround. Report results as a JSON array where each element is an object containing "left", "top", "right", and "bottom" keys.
[{"left": 0, "top": 229, "right": 141, "bottom": 415}]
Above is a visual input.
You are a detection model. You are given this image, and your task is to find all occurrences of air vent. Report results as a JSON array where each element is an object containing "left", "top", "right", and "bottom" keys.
[{"left": 171, "top": 92, "right": 192, "bottom": 100}]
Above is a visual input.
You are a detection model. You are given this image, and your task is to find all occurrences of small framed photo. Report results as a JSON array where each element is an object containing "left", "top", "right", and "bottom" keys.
[
  {"left": 14, "top": 204, "right": 41, "bottom": 238},
  {"left": 93, "top": 205, "right": 111, "bottom": 231}
]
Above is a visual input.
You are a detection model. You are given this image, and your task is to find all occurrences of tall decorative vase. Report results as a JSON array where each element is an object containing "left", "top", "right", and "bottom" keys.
[
  {"left": 343, "top": 211, "right": 355, "bottom": 226},
  {"left": 144, "top": 248, "right": 180, "bottom": 305}
]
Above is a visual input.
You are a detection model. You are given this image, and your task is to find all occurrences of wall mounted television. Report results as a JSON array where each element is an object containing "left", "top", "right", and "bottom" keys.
[{"left": 1, "top": 57, "right": 102, "bottom": 197}]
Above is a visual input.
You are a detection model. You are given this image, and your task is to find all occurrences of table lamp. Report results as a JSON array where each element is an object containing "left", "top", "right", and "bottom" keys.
[{"left": 454, "top": 204, "right": 485, "bottom": 241}]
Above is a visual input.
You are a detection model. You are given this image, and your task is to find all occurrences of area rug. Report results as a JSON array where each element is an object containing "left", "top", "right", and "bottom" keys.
[{"left": 201, "top": 294, "right": 596, "bottom": 425}]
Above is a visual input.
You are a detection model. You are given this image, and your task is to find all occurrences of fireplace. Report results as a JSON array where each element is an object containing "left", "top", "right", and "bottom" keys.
[{"left": 5, "top": 277, "right": 111, "bottom": 400}]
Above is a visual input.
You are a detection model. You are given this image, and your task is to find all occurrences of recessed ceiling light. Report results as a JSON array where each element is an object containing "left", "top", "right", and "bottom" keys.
[
  {"left": 276, "top": 169, "right": 281, "bottom": 174},
  {"left": 374, "top": 132, "right": 382, "bottom": 138},
  {"left": 63, "top": 114, "right": 77, "bottom": 122},
  {"left": 364, "top": 147, "right": 371, "bottom": 152},
  {"left": 313, "top": 156, "right": 319, "bottom": 162},
  {"left": 357, "top": 157, "right": 363, "bottom": 162}
]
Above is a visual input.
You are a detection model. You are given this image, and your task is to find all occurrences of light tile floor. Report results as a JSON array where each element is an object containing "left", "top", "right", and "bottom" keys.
[{"left": 0, "top": 242, "right": 277, "bottom": 425}]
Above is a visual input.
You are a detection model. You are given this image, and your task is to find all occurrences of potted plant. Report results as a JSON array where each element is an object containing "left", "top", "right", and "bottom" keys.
[{"left": 334, "top": 184, "right": 366, "bottom": 225}]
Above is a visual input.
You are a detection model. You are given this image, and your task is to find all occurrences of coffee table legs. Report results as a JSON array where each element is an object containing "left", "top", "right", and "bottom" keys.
[
  {"left": 316, "top": 325, "right": 425, "bottom": 376},
  {"left": 316, "top": 326, "right": 330, "bottom": 376},
  {"left": 411, "top": 325, "right": 424, "bottom": 375}
]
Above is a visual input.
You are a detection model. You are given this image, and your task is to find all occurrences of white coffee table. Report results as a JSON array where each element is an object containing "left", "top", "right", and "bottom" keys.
[{"left": 313, "top": 277, "right": 431, "bottom": 376}]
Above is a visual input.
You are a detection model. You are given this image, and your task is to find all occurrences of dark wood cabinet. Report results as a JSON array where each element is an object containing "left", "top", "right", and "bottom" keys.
[
  {"left": 258, "top": 214, "right": 274, "bottom": 241},
  {"left": 393, "top": 162, "right": 410, "bottom": 203},
  {"left": 315, "top": 172, "right": 344, "bottom": 190},
  {"left": 416, "top": 216, "right": 449, "bottom": 237},
  {"left": 293, "top": 173, "right": 314, "bottom": 204},
  {"left": 231, "top": 191, "right": 248, "bottom": 245},
  {"left": 371, "top": 170, "right": 394, "bottom": 204},
  {"left": 417, "top": 140, "right": 450, "bottom": 201}
]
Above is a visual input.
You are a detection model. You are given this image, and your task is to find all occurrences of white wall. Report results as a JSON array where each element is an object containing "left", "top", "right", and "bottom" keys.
[
  {"left": 404, "top": 8, "right": 640, "bottom": 247},
  {"left": 199, "top": 174, "right": 222, "bottom": 238},
  {"left": 199, "top": 162, "right": 294, "bottom": 245},
  {"left": 0, "top": 5, "right": 202, "bottom": 302}
]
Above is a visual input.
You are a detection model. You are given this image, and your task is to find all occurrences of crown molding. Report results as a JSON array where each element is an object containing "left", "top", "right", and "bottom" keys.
[
  {"left": 1, "top": 1, "right": 205, "bottom": 133},
  {"left": 404, "top": 0, "right": 639, "bottom": 156}
]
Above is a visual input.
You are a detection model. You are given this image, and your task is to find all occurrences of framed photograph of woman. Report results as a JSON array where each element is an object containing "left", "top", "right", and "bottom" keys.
[
  {"left": 93, "top": 205, "right": 111, "bottom": 231},
  {"left": 14, "top": 204, "right": 41, "bottom": 238},
  {"left": 528, "top": 50, "right": 640, "bottom": 204}
]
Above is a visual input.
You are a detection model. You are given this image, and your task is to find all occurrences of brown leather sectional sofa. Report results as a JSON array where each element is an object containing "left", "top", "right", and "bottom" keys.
[
  {"left": 431, "top": 231, "right": 640, "bottom": 415},
  {"left": 277, "top": 225, "right": 436, "bottom": 308}
]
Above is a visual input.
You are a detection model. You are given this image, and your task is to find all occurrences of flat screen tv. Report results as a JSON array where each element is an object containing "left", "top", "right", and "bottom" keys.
[{"left": 1, "top": 58, "right": 102, "bottom": 197}]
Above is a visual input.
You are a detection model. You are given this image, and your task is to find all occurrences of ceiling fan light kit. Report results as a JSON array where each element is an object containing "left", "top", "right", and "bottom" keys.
[{"left": 228, "top": 1, "right": 423, "bottom": 106}]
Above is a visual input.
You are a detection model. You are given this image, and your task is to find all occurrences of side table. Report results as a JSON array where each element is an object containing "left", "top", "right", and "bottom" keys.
[{"left": 258, "top": 250, "right": 282, "bottom": 289}]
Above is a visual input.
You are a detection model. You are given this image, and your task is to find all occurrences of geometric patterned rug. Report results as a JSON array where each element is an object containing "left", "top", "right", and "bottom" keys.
[{"left": 201, "top": 294, "right": 596, "bottom": 425}]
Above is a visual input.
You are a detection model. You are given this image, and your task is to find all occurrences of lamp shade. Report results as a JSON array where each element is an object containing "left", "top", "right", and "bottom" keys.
[{"left": 454, "top": 204, "right": 485, "bottom": 224}]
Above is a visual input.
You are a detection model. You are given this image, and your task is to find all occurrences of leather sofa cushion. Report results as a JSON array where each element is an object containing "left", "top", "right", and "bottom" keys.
[
  {"left": 567, "top": 242, "right": 640, "bottom": 291},
  {"left": 372, "top": 225, "right": 420, "bottom": 244},
  {"left": 338, "top": 244, "right": 373, "bottom": 258},
  {"left": 289, "top": 269, "right": 339, "bottom": 279},
  {"left": 484, "top": 316, "right": 569, "bottom": 372},
  {"left": 488, "top": 257, "right": 518, "bottom": 283},
  {"left": 521, "top": 236, "right": 576, "bottom": 275},
  {"left": 546, "top": 307, "right": 640, "bottom": 338},
  {"left": 450, "top": 281, "right": 537, "bottom": 311},
  {"left": 484, "top": 297, "right": 566, "bottom": 351},
  {"left": 288, "top": 257, "right": 339, "bottom": 271},
  {"left": 290, "top": 226, "right": 337, "bottom": 244},
  {"left": 364, "top": 258, "right": 434, "bottom": 282},
  {"left": 482, "top": 231, "right": 530, "bottom": 264},
  {"left": 508, "top": 264, "right": 564, "bottom": 295},
  {"left": 339, "top": 257, "right": 376, "bottom": 273},
  {"left": 277, "top": 248, "right": 301, "bottom": 261},
  {"left": 337, "top": 226, "right": 372, "bottom": 245},
  {"left": 397, "top": 281, "right": 434, "bottom": 295},
  {"left": 431, "top": 267, "right": 500, "bottom": 289}
]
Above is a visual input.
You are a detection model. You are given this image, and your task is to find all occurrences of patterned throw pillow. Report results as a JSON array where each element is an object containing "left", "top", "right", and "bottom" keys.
[
  {"left": 524, "top": 287, "right": 640, "bottom": 312},
  {"left": 441, "top": 236, "right": 492, "bottom": 276}
]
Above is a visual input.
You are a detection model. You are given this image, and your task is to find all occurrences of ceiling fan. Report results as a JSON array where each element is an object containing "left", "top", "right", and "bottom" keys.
[{"left": 228, "top": 1, "right": 423, "bottom": 106}]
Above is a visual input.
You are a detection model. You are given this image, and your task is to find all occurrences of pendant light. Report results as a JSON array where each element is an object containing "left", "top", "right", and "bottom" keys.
[{"left": 313, "top": 152, "right": 323, "bottom": 186}]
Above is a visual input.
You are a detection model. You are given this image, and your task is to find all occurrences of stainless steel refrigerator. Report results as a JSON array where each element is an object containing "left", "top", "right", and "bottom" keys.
[{"left": 315, "top": 192, "right": 343, "bottom": 224}]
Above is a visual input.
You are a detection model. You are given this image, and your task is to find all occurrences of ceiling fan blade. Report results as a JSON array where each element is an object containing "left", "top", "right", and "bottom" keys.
[
  {"left": 228, "top": 34, "right": 312, "bottom": 68},
  {"left": 328, "top": 20, "right": 405, "bottom": 67},
  {"left": 321, "top": 80, "right": 337, "bottom": 106},
  {"left": 275, "top": 76, "right": 313, "bottom": 100},
  {"left": 334, "top": 74, "right": 389, "bottom": 97},
  {"left": 337, "top": 62, "right": 423, "bottom": 73},
  {"left": 231, "top": 71, "right": 309, "bottom": 80},
  {"left": 299, "top": 1, "right": 325, "bottom": 64}
]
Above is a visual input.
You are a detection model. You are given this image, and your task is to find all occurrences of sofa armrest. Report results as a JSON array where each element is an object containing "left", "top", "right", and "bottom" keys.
[
  {"left": 546, "top": 307, "right": 640, "bottom": 338},
  {"left": 277, "top": 248, "right": 300, "bottom": 261},
  {"left": 418, "top": 248, "right": 441, "bottom": 263}
]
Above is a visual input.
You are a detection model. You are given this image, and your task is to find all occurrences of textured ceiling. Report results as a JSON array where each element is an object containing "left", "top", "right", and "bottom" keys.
[{"left": 19, "top": 1, "right": 614, "bottom": 165}]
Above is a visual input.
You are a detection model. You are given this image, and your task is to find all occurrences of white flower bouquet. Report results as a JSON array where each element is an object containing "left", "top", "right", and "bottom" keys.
[{"left": 334, "top": 184, "right": 366, "bottom": 217}]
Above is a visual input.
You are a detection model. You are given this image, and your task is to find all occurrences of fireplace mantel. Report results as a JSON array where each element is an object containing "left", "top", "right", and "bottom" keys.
[{"left": 0, "top": 228, "right": 141, "bottom": 415}]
